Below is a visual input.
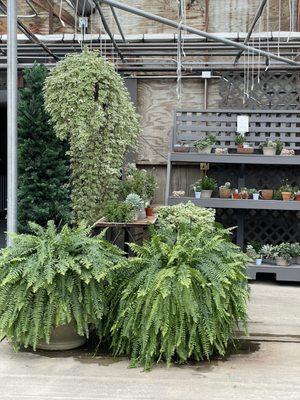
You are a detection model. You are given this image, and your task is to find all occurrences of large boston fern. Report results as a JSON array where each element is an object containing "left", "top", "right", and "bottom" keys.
[
  {"left": 0, "top": 221, "right": 124, "bottom": 350},
  {"left": 111, "top": 204, "right": 249, "bottom": 370}
]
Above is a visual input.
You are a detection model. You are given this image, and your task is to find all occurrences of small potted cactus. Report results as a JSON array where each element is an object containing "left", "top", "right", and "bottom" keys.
[{"left": 219, "top": 182, "right": 231, "bottom": 198}]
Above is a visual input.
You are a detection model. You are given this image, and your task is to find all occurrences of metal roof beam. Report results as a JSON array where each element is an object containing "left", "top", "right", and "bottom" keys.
[
  {"left": 234, "top": 0, "right": 268, "bottom": 64},
  {"left": 93, "top": 0, "right": 124, "bottom": 61},
  {"left": 98, "top": 0, "right": 299, "bottom": 66}
]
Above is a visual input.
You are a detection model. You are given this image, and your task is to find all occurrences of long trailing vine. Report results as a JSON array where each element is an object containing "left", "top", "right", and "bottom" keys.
[{"left": 44, "top": 49, "right": 140, "bottom": 225}]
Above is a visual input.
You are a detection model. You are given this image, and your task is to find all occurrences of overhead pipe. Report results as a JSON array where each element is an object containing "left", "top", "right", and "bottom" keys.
[{"left": 98, "top": 0, "right": 299, "bottom": 66}]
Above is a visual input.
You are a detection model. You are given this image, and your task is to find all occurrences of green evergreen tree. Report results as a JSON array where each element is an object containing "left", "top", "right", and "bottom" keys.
[{"left": 18, "top": 65, "right": 71, "bottom": 232}]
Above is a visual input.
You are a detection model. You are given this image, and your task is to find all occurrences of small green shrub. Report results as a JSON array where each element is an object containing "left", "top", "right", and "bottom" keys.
[
  {"left": 119, "top": 164, "right": 156, "bottom": 203},
  {"left": 103, "top": 200, "right": 134, "bottom": 223},
  {"left": 0, "top": 221, "right": 124, "bottom": 350},
  {"left": 110, "top": 204, "right": 249, "bottom": 370}
]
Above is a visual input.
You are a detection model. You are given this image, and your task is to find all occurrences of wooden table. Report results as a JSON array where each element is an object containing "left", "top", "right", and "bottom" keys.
[{"left": 93, "top": 215, "right": 157, "bottom": 255}]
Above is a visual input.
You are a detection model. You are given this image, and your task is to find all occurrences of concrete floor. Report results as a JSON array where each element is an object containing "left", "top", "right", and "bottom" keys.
[{"left": 0, "top": 281, "right": 299, "bottom": 400}]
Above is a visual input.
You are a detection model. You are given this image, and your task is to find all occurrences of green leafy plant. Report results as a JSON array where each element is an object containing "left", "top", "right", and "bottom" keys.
[
  {"left": 248, "top": 188, "right": 258, "bottom": 195},
  {"left": 290, "top": 243, "right": 300, "bottom": 258},
  {"left": 119, "top": 164, "right": 156, "bottom": 203},
  {"left": 261, "top": 140, "right": 277, "bottom": 148},
  {"left": 110, "top": 204, "right": 249, "bottom": 370},
  {"left": 194, "top": 134, "right": 216, "bottom": 150},
  {"left": 260, "top": 244, "right": 275, "bottom": 261},
  {"left": 0, "top": 221, "right": 124, "bottom": 350},
  {"left": 271, "top": 243, "right": 292, "bottom": 262},
  {"left": 278, "top": 179, "right": 295, "bottom": 193},
  {"left": 246, "top": 243, "right": 261, "bottom": 260},
  {"left": 235, "top": 134, "right": 245, "bottom": 145},
  {"left": 103, "top": 200, "right": 134, "bottom": 223},
  {"left": 18, "top": 65, "right": 71, "bottom": 232},
  {"left": 44, "top": 49, "right": 140, "bottom": 225},
  {"left": 199, "top": 176, "right": 217, "bottom": 191}
]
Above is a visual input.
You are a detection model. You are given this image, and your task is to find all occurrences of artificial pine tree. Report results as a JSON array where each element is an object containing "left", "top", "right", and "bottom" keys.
[{"left": 18, "top": 65, "right": 71, "bottom": 232}]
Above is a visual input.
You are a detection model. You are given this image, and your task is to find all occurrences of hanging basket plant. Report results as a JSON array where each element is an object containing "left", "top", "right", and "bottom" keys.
[{"left": 44, "top": 49, "right": 140, "bottom": 225}]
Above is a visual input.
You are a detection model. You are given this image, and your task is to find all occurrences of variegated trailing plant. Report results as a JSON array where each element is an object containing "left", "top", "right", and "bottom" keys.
[
  {"left": 0, "top": 221, "right": 125, "bottom": 350},
  {"left": 110, "top": 203, "right": 249, "bottom": 370},
  {"left": 44, "top": 49, "right": 140, "bottom": 225}
]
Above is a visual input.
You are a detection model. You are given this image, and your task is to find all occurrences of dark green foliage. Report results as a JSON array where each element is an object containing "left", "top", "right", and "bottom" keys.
[
  {"left": 119, "top": 164, "right": 156, "bottom": 203},
  {"left": 110, "top": 203, "right": 249, "bottom": 370},
  {"left": 0, "top": 221, "right": 125, "bottom": 350},
  {"left": 18, "top": 65, "right": 71, "bottom": 232},
  {"left": 103, "top": 200, "right": 134, "bottom": 223}
]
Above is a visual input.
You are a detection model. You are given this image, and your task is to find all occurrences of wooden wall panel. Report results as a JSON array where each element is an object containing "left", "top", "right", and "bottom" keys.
[{"left": 136, "top": 78, "right": 220, "bottom": 165}]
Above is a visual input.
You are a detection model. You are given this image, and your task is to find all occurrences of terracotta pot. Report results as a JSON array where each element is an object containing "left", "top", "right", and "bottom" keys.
[
  {"left": 201, "top": 189, "right": 213, "bottom": 198},
  {"left": 275, "top": 257, "right": 290, "bottom": 267},
  {"left": 145, "top": 207, "right": 154, "bottom": 217},
  {"left": 281, "top": 192, "right": 292, "bottom": 201},
  {"left": 259, "top": 189, "right": 273, "bottom": 200},
  {"left": 263, "top": 147, "right": 276, "bottom": 156},
  {"left": 36, "top": 323, "right": 86, "bottom": 351},
  {"left": 219, "top": 187, "right": 231, "bottom": 198},
  {"left": 197, "top": 145, "right": 212, "bottom": 154},
  {"left": 295, "top": 194, "right": 300, "bottom": 201}
]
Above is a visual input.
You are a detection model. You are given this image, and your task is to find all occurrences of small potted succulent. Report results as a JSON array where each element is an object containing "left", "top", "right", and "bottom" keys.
[
  {"left": 219, "top": 182, "right": 231, "bottom": 198},
  {"left": 235, "top": 134, "right": 254, "bottom": 154},
  {"left": 239, "top": 187, "right": 249, "bottom": 199},
  {"left": 215, "top": 147, "right": 228, "bottom": 155},
  {"left": 194, "top": 134, "right": 216, "bottom": 154},
  {"left": 197, "top": 175, "right": 217, "bottom": 198},
  {"left": 272, "top": 243, "right": 292, "bottom": 266},
  {"left": 290, "top": 243, "right": 300, "bottom": 264},
  {"left": 191, "top": 181, "right": 202, "bottom": 199},
  {"left": 295, "top": 190, "right": 300, "bottom": 201},
  {"left": 261, "top": 244, "right": 275, "bottom": 264},
  {"left": 279, "top": 180, "right": 294, "bottom": 201},
  {"left": 125, "top": 193, "right": 145, "bottom": 220},
  {"left": 249, "top": 188, "right": 260, "bottom": 200},
  {"left": 261, "top": 140, "right": 277, "bottom": 156},
  {"left": 281, "top": 148, "right": 295, "bottom": 156},
  {"left": 174, "top": 141, "right": 190, "bottom": 153},
  {"left": 246, "top": 243, "right": 262, "bottom": 266}
]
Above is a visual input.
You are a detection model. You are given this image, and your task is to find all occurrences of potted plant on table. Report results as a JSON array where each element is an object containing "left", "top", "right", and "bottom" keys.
[
  {"left": 278, "top": 180, "right": 295, "bottom": 201},
  {"left": 174, "top": 141, "right": 190, "bottom": 153},
  {"left": 0, "top": 221, "right": 124, "bottom": 351},
  {"left": 239, "top": 187, "right": 249, "bottom": 199},
  {"left": 290, "top": 243, "right": 300, "bottom": 264},
  {"left": 272, "top": 243, "right": 292, "bottom": 266},
  {"left": 261, "top": 244, "right": 275, "bottom": 264},
  {"left": 194, "top": 134, "right": 216, "bottom": 154},
  {"left": 246, "top": 243, "right": 262, "bottom": 266},
  {"left": 261, "top": 140, "right": 277, "bottom": 156},
  {"left": 249, "top": 188, "right": 260, "bottom": 200},
  {"left": 219, "top": 182, "right": 231, "bottom": 198},
  {"left": 103, "top": 199, "right": 135, "bottom": 223},
  {"left": 235, "top": 134, "right": 254, "bottom": 154},
  {"left": 192, "top": 181, "right": 202, "bottom": 199},
  {"left": 197, "top": 176, "right": 217, "bottom": 198},
  {"left": 125, "top": 193, "right": 145, "bottom": 220}
]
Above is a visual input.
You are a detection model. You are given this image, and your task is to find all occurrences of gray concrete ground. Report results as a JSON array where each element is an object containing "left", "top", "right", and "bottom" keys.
[{"left": 0, "top": 281, "right": 299, "bottom": 400}]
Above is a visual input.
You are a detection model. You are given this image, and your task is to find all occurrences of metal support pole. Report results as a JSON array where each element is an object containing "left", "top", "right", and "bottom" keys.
[
  {"left": 99, "top": 0, "right": 299, "bottom": 66},
  {"left": 109, "top": 5, "right": 126, "bottom": 42},
  {"left": 7, "top": 0, "right": 17, "bottom": 245},
  {"left": 234, "top": 0, "right": 268, "bottom": 64}
]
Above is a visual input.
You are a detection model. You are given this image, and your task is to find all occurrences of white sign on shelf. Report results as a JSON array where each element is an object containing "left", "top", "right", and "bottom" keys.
[{"left": 237, "top": 115, "right": 249, "bottom": 135}]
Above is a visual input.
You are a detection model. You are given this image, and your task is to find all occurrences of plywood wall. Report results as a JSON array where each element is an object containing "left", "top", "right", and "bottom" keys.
[{"left": 136, "top": 77, "right": 220, "bottom": 165}]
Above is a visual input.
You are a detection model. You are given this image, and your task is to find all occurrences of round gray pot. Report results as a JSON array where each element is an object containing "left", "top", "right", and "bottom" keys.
[{"left": 36, "top": 323, "right": 86, "bottom": 351}]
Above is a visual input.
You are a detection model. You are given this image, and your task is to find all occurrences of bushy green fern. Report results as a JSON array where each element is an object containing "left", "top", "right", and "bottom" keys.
[
  {"left": 110, "top": 204, "right": 249, "bottom": 370},
  {"left": 0, "top": 221, "right": 124, "bottom": 350}
]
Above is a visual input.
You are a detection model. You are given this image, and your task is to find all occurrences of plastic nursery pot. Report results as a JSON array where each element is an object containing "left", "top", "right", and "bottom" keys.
[
  {"left": 275, "top": 257, "right": 291, "bottom": 267},
  {"left": 252, "top": 193, "right": 260, "bottom": 200},
  {"left": 36, "top": 323, "right": 86, "bottom": 351},
  {"left": 197, "top": 145, "right": 212, "bottom": 154},
  {"left": 145, "top": 207, "right": 154, "bottom": 217},
  {"left": 259, "top": 189, "right": 273, "bottom": 200},
  {"left": 194, "top": 191, "right": 201, "bottom": 199},
  {"left": 255, "top": 258, "right": 263, "bottom": 266},
  {"left": 200, "top": 190, "right": 213, "bottom": 198},
  {"left": 263, "top": 147, "right": 276, "bottom": 156},
  {"left": 219, "top": 188, "right": 231, "bottom": 198},
  {"left": 281, "top": 192, "right": 293, "bottom": 201}
]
